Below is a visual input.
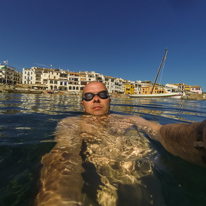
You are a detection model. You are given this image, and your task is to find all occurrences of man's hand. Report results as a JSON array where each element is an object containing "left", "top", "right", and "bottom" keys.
[
  {"left": 126, "top": 115, "right": 162, "bottom": 140},
  {"left": 128, "top": 115, "right": 206, "bottom": 167},
  {"left": 159, "top": 120, "right": 206, "bottom": 167}
]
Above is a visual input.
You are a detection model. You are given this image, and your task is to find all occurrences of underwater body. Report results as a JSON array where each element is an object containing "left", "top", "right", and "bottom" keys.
[{"left": 0, "top": 93, "right": 206, "bottom": 206}]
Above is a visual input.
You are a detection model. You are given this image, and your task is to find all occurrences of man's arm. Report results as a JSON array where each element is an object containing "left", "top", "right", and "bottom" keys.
[
  {"left": 32, "top": 117, "right": 85, "bottom": 206},
  {"left": 159, "top": 120, "right": 206, "bottom": 167},
  {"left": 127, "top": 116, "right": 206, "bottom": 167}
]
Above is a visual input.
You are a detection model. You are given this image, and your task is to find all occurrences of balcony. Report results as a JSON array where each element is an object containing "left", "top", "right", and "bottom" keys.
[{"left": 60, "top": 74, "right": 67, "bottom": 78}]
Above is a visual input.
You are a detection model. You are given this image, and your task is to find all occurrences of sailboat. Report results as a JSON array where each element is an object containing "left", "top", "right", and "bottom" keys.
[{"left": 129, "top": 49, "right": 182, "bottom": 99}]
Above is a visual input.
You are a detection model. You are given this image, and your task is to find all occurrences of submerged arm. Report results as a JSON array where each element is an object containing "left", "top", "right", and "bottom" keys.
[
  {"left": 159, "top": 120, "right": 206, "bottom": 167},
  {"left": 32, "top": 117, "right": 84, "bottom": 206},
  {"left": 127, "top": 116, "right": 206, "bottom": 167}
]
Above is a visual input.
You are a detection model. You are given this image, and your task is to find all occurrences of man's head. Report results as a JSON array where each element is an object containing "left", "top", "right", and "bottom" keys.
[{"left": 81, "top": 81, "right": 111, "bottom": 116}]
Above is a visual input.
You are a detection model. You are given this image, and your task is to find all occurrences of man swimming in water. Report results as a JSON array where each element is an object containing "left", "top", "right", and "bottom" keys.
[{"left": 33, "top": 81, "right": 206, "bottom": 206}]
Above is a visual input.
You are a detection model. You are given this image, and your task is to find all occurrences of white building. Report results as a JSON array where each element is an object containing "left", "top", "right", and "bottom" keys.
[
  {"left": 22, "top": 67, "right": 36, "bottom": 84},
  {"left": 190, "top": 86, "right": 203, "bottom": 94},
  {"left": 114, "top": 78, "right": 123, "bottom": 93},
  {"left": 134, "top": 80, "right": 142, "bottom": 94},
  {"left": 0, "top": 64, "right": 21, "bottom": 84},
  {"left": 68, "top": 71, "right": 80, "bottom": 92},
  {"left": 22, "top": 67, "right": 149, "bottom": 95},
  {"left": 22, "top": 67, "right": 47, "bottom": 89},
  {"left": 165, "top": 83, "right": 181, "bottom": 92},
  {"left": 104, "top": 76, "right": 115, "bottom": 93}
]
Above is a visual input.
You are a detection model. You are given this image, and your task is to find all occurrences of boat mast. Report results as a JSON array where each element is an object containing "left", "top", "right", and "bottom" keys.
[{"left": 151, "top": 49, "right": 168, "bottom": 94}]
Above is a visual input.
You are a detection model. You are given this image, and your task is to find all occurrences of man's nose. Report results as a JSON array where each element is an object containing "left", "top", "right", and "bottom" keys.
[{"left": 93, "top": 94, "right": 100, "bottom": 102}]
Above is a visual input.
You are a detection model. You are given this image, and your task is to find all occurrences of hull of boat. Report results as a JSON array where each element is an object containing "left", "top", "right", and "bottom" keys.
[{"left": 129, "top": 93, "right": 182, "bottom": 99}]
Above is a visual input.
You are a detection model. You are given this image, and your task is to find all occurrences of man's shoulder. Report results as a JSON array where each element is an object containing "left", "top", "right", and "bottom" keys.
[{"left": 57, "top": 116, "right": 82, "bottom": 127}]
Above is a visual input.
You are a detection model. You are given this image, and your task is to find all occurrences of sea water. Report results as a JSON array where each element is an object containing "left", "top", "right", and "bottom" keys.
[{"left": 0, "top": 93, "right": 205, "bottom": 206}]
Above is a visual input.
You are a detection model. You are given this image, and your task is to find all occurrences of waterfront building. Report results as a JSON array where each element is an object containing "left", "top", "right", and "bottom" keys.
[
  {"left": 134, "top": 80, "right": 142, "bottom": 94},
  {"left": 165, "top": 83, "right": 180, "bottom": 92},
  {"left": 87, "top": 71, "right": 97, "bottom": 82},
  {"left": 125, "top": 84, "right": 135, "bottom": 94},
  {"left": 117, "top": 78, "right": 126, "bottom": 94},
  {"left": 114, "top": 78, "right": 123, "bottom": 93},
  {"left": 141, "top": 85, "right": 166, "bottom": 94},
  {"left": 23, "top": 67, "right": 47, "bottom": 89},
  {"left": 45, "top": 68, "right": 65, "bottom": 91},
  {"left": 96, "top": 73, "right": 105, "bottom": 83},
  {"left": 0, "top": 64, "right": 21, "bottom": 84},
  {"left": 68, "top": 72, "right": 80, "bottom": 92},
  {"left": 23, "top": 67, "right": 40, "bottom": 85},
  {"left": 104, "top": 76, "right": 116, "bottom": 93},
  {"left": 184, "top": 84, "right": 191, "bottom": 92},
  {"left": 190, "top": 86, "right": 203, "bottom": 94},
  {"left": 172, "top": 83, "right": 185, "bottom": 92},
  {"left": 79, "top": 71, "right": 98, "bottom": 91},
  {"left": 121, "top": 80, "right": 127, "bottom": 94},
  {"left": 79, "top": 71, "right": 88, "bottom": 91},
  {"left": 21, "top": 67, "right": 203, "bottom": 95},
  {"left": 58, "top": 70, "right": 69, "bottom": 91}
]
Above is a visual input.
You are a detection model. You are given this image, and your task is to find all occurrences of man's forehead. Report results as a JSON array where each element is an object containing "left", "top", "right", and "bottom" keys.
[{"left": 84, "top": 82, "right": 106, "bottom": 93}]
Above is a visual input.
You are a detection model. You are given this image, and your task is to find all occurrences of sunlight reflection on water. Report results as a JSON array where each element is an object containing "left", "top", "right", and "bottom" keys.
[{"left": 0, "top": 93, "right": 205, "bottom": 206}]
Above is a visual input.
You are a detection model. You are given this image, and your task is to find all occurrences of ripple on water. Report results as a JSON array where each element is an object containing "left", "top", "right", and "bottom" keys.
[{"left": 0, "top": 94, "right": 205, "bottom": 206}]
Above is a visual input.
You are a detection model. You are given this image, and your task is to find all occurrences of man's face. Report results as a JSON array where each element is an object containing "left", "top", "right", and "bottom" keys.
[{"left": 81, "top": 82, "right": 111, "bottom": 116}]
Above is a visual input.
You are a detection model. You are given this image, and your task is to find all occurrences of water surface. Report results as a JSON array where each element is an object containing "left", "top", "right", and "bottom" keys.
[{"left": 0, "top": 93, "right": 205, "bottom": 206}]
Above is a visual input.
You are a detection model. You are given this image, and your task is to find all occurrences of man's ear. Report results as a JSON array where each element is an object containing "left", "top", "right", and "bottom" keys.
[{"left": 81, "top": 101, "right": 85, "bottom": 111}]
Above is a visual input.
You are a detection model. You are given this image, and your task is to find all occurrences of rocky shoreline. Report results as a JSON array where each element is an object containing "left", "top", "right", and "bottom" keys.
[{"left": 181, "top": 93, "right": 206, "bottom": 100}]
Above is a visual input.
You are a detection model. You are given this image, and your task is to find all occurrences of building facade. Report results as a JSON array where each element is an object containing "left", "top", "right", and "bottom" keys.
[
  {"left": 0, "top": 64, "right": 22, "bottom": 84},
  {"left": 190, "top": 86, "right": 203, "bottom": 94},
  {"left": 21, "top": 67, "right": 203, "bottom": 95}
]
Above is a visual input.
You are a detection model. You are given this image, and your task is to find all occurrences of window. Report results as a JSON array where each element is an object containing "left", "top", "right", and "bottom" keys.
[
  {"left": 64, "top": 82, "right": 67, "bottom": 86},
  {"left": 60, "top": 81, "right": 63, "bottom": 85}
]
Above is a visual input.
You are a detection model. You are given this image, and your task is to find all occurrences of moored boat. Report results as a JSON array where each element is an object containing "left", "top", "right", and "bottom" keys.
[
  {"left": 129, "top": 49, "right": 183, "bottom": 99},
  {"left": 129, "top": 92, "right": 182, "bottom": 99}
]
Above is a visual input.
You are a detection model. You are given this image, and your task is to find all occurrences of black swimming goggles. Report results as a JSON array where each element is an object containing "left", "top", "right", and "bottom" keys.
[{"left": 82, "top": 91, "right": 109, "bottom": 101}]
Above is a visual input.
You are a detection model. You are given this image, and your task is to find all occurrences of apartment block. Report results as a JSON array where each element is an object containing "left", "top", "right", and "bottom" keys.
[
  {"left": 0, "top": 64, "right": 22, "bottom": 84},
  {"left": 22, "top": 67, "right": 203, "bottom": 95}
]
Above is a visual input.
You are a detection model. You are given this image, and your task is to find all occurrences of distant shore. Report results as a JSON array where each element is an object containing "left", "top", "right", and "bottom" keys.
[
  {"left": 0, "top": 84, "right": 205, "bottom": 100},
  {"left": 42, "top": 91, "right": 206, "bottom": 100},
  {"left": 41, "top": 90, "right": 206, "bottom": 100}
]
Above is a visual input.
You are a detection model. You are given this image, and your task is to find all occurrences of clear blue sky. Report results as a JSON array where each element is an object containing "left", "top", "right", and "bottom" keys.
[{"left": 1, "top": 0, "right": 206, "bottom": 91}]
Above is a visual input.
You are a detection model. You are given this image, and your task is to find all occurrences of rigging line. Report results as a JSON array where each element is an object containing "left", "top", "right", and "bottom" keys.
[{"left": 158, "top": 61, "right": 165, "bottom": 84}]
